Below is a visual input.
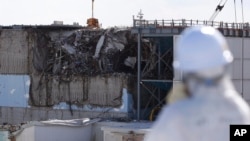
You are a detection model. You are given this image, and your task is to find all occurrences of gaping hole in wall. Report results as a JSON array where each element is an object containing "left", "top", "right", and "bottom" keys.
[{"left": 0, "top": 27, "right": 174, "bottom": 112}]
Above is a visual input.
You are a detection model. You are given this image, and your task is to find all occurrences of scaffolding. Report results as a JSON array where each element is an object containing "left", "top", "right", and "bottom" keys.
[{"left": 132, "top": 18, "right": 250, "bottom": 120}]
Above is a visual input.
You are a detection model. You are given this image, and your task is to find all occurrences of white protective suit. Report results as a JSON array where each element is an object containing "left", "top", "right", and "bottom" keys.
[
  {"left": 144, "top": 26, "right": 250, "bottom": 141},
  {"left": 144, "top": 75, "right": 250, "bottom": 141}
]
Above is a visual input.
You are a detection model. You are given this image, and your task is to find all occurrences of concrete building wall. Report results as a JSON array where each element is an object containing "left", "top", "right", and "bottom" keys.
[
  {"left": 1, "top": 27, "right": 249, "bottom": 124},
  {"left": 0, "top": 29, "right": 31, "bottom": 74},
  {"left": 0, "top": 107, "right": 129, "bottom": 125},
  {"left": 222, "top": 37, "right": 250, "bottom": 104},
  {"left": 14, "top": 123, "right": 93, "bottom": 141},
  {"left": 0, "top": 28, "right": 136, "bottom": 124}
]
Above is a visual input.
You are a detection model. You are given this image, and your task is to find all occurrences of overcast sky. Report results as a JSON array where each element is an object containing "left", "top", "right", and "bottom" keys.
[{"left": 0, "top": 0, "right": 249, "bottom": 28}]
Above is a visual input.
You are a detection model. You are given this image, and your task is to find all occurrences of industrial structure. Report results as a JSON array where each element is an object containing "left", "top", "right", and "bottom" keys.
[
  {"left": 0, "top": 0, "right": 249, "bottom": 140},
  {"left": 132, "top": 17, "right": 250, "bottom": 120},
  {"left": 0, "top": 18, "right": 250, "bottom": 123},
  {"left": 0, "top": 15, "right": 250, "bottom": 141}
]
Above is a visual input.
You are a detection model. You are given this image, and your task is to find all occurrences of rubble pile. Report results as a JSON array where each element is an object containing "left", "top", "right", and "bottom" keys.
[
  {"left": 0, "top": 123, "right": 24, "bottom": 133},
  {"left": 29, "top": 27, "right": 154, "bottom": 107},
  {"left": 34, "top": 28, "right": 143, "bottom": 77}
]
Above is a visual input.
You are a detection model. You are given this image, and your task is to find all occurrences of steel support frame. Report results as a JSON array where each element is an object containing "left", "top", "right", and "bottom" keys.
[{"left": 136, "top": 34, "right": 173, "bottom": 120}]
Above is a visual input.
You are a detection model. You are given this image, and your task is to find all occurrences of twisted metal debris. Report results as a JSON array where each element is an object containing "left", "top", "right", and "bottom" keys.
[
  {"left": 30, "top": 27, "right": 154, "bottom": 107},
  {"left": 35, "top": 27, "right": 143, "bottom": 78}
]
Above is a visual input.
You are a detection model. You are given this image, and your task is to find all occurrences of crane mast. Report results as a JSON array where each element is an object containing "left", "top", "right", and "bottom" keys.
[
  {"left": 209, "top": 0, "right": 228, "bottom": 21},
  {"left": 87, "top": 0, "right": 99, "bottom": 28}
]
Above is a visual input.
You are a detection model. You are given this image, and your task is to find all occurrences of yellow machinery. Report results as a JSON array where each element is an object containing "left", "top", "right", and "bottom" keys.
[{"left": 87, "top": 0, "right": 99, "bottom": 28}]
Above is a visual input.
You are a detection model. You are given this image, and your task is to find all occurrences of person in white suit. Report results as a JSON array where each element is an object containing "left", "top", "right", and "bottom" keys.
[{"left": 144, "top": 26, "right": 250, "bottom": 141}]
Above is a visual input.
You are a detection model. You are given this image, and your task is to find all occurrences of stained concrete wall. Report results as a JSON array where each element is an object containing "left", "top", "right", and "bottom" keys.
[
  {"left": 29, "top": 74, "right": 130, "bottom": 107},
  {"left": 0, "top": 29, "right": 31, "bottom": 74},
  {"left": 0, "top": 107, "right": 130, "bottom": 125},
  {"left": 0, "top": 75, "right": 134, "bottom": 124},
  {"left": 0, "top": 28, "right": 136, "bottom": 124}
]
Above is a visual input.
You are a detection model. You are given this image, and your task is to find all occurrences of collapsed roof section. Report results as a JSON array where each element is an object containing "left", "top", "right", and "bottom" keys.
[
  {"left": 0, "top": 26, "right": 172, "bottom": 108},
  {"left": 29, "top": 27, "right": 156, "bottom": 107},
  {"left": 33, "top": 28, "right": 141, "bottom": 76}
]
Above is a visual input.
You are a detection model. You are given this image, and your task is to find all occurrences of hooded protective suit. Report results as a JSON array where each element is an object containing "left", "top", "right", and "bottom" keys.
[{"left": 144, "top": 26, "right": 250, "bottom": 141}]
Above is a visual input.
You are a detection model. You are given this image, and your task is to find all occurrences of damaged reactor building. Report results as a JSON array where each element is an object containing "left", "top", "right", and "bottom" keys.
[{"left": 0, "top": 24, "right": 173, "bottom": 124}]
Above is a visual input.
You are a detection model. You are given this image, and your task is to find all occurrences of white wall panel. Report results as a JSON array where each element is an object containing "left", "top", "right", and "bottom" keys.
[
  {"left": 232, "top": 80, "right": 242, "bottom": 94},
  {"left": 227, "top": 37, "right": 242, "bottom": 59},
  {"left": 243, "top": 59, "right": 250, "bottom": 79},
  {"left": 231, "top": 59, "right": 242, "bottom": 79},
  {"left": 243, "top": 80, "right": 250, "bottom": 101},
  {"left": 243, "top": 38, "right": 250, "bottom": 59},
  {"left": 173, "top": 35, "right": 182, "bottom": 81}
]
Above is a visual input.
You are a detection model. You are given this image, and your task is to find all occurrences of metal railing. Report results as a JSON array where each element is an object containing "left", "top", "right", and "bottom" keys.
[{"left": 133, "top": 19, "right": 250, "bottom": 30}]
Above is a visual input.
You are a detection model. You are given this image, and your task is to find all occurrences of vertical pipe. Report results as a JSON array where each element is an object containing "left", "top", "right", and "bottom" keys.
[
  {"left": 157, "top": 40, "right": 161, "bottom": 99},
  {"left": 158, "top": 40, "right": 161, "bottom": 79},
  {"left": 234, "top": 0, "right": 237, "bottom": 23},
  {"left": 137, "top": 28, "right": 141, "bottom": 121},
  {"left": 92, "top": 0, "right": 94, "bottom": 18},
  {"left": 241, "top": 34, "right": 244, "bottom": 98},
  {"left": 241, "top": 0, "right": 244, "bottom": 98},
  {"left": 241, "top": 0, "right": 244, "bottom": 23}
]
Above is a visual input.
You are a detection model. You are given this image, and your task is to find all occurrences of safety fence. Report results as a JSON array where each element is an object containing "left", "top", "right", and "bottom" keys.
[{"left": 133, "top": 19, "right": 250, "bottom": 30}]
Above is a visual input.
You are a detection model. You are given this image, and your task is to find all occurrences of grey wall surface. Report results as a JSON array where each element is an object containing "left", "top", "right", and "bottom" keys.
[
  {"left": 0, "top": 75, "right": 132, "bottom": 124},
  {"left": 0, "top": 30, "right": 31, "bottom": 74},
  {"left": 0, "top": 107, "right": 129, "bottom": 124},
  {"left": 226, "top": 37, "right": 250, "bottom": 104}
]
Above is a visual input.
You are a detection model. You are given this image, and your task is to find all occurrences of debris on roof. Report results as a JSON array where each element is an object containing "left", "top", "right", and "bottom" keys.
[{"left": 29, "top": 27, "right": 153, "bottom": 108}]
